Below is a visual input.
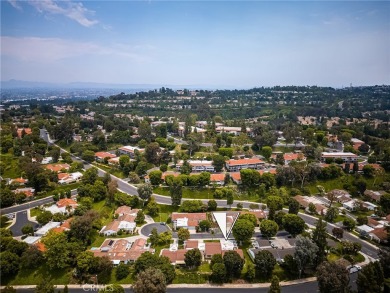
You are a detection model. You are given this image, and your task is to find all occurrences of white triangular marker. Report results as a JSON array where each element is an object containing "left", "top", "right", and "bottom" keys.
[
  {"left": 213, "top": 212, "right": 240, "bottom": 240},
  {"left": 214, "top": 213, "right": 227, "bottom": 239}
]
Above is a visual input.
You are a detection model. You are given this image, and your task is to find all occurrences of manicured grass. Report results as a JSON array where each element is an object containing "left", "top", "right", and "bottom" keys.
[
  {"left": 173, "top": 270, "right": 209, "bottom": 284},
  {"left": 92, "top": 200, "right": 115, "bottom": 226},
  {"left": 327, "top": 253, "right": 340, "bottom": 262},
  {"left": 0, "top": 154, "right": 21, "bottom": 178},
  {"left": 30, "top": 207, "right": 43, "bottom": 218},
  {"left": 154, "top": 186, "right": 216, "bottom": 200},
  {"left": 92, "top": 162, "right": 125, "bottom": 179},
  {"left": 108, "top": 265, "right": 135, "bottom": 284},
  {"left": 353, "top": 253, "right": 365, "bottom": 263},
  {"left": 151, "top": 204, "right": 178, "bottom": 222},
  {"left": 54, "top": 182, "right": 81, "bottom": 193},
  {"left": 3, "top": 264, "right": 71, "bottom": 285}
]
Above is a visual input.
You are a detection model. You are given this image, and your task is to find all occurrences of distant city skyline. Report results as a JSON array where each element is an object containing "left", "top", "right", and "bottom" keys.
[{"left": 1, "top": 1, "right": 389, "bottom": 88}]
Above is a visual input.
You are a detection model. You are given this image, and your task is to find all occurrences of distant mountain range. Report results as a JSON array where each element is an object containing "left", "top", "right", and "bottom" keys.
[{"left": 0, "top": 79, "right": 228, "bottom": 90}]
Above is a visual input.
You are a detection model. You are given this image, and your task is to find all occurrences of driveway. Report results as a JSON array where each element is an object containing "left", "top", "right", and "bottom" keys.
[
  {"left": 8, "top": 211, "right": 39, "bottom": 237},
  {"left": 140, "top": 223, "right": 170, "bottom": 236}
]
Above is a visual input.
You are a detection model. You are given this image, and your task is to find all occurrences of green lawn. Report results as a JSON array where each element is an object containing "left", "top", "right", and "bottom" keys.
[
  {"left": 3, "top": 264, "right": 71, "bottom": 285},
  {"left": 151, "top": 204, "right": 178, "bottom": 222},
  {"left": 92, "top": 162, "right": 125, "bottom": 179},
  {"left": 30, "top": 207, "right": 43, "bottom": 218},
  {"left": 154, "top": 186, "right": 216, "bottom": 200},
  {"left": 0, "top": 154, "right": 21, "bottom": 178}
]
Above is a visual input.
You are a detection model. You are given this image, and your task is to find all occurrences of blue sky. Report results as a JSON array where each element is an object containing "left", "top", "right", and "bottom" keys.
[{"left": 1, "top": 1, "right": 389, "bottom": 88}]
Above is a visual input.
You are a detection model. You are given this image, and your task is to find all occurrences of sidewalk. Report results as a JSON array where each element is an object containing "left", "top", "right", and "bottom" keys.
[{"left": 0, "top": 277, "right": 317, "bottom": 289}]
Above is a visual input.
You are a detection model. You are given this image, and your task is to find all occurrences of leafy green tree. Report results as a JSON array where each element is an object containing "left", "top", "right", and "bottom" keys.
[
  {"left": 317, "top": 261, "right": 349, "bottom": 293},
  {"left": 177, "top": 228, "right": 190, "bottom": 242},
  {"left": 283, "top": 214, "right": 305, "bottom": 237},
  {"left": 266, "top": 196, "right": 284, "bottom": 220},
  {"left": 288, "top": 198, "right": 300, "bottom": 214},
  {"left": 294, "top": 235, "right": 319, "bottom": 277},
  {"left": 184, "top": 248, "right": 202, "bottom": 269},
  {"left": 20, "top": 245, "right": 44, "bottom": 269},
  {"left": 260, "top": 220, "right": 279, "bottom": 238},
  {"left": 132, "top": 267, "right": 166, "bottom": 293},
  {"left": 254, "top": 250, "right": 276, "bottom": 279},
  {"left": 380, "top": 194, "right": 390, "bottom": 214},
  {"left": 135, "top": 210, "right": 145, "bottom": 225},
  {"left": 232, "top": 219, "right": 255, "bottom": 243},
  {"left": 35, "top": 277, "right": 56, "bottom": 293},
  {"left": 262, "top": 146, "right": 273, "bottom": 161},
  {"left": 41, "top": 231, "right": 71, "bottom": 269},
  {"left": 312, "top": 217, "right": 328, "bottom": 265},
  {"left": 116, "top": 263, "right": 130, "bottom": 280},
  {"left": 21, "top": 224, "right": 34, "bottom": 235},
  {"left": 137, "top": 184, "right": 153, "bottom": 205},
  {"left": 356, "top": 261, "right": 384, "bottom": 293},
  {"left": 268, "top": 275, "right": 281, "bottom": 293},
  {"left": 180, "top": 200, "right": 205, "bottom": 212},
  {"left": 343, "top": 217, "right": 356, "bottom": 231},
  {"left": 223, "top": 250, "right": 244, "bottom": 280},
  {"left": 379, "top": 249, "right": 390, "bottom": 278},
  {"left": 325, "top": 207, "right": 338, "bottom": 222},
  {"left": 76, "top": 251, "right": 98, "bottom": 278},
  {"left": 240, "top": 169, "right": 260, "bottom": 188},
  {"left": 210, "top": 254, "right": 223, "bottom": 269},
  {"left": 36, "top": 210, "right": 53, "bottom": 225},
  {"left": 81, "top": 150, "right": 95, "bottom": 163},
  {"left": 69, "top": 210, "right": 99, "bottom": 243},
  {"left": 239, "top": 213, "right": 257, "bottom": 226},
  {"left": 199, "top": 220, "right": 211, "bottom": 232},
  {"left": 218, "top": 147, "right": 233, "bottom": 158},
  {"left": 207, "top": 200, "right": 218, "bottom": 211},
  {"left": 332, "top": 227, "right": 344, "bottom": 239},
  {"left": 226, "top": 190, "right": 234, "bottom": 208},
  {"left": 145, "top": 142, "right": 161, "bottom": 165},
  {"left": 211, "top": 263, "right": 226, "bottom": 284},
  {"left": 170, "top": 177, "right": 182, "bottom": 207},
  {"left": 274, "top": 211, "right": 285, "bottom": 229},
  {"left": 134, "top": 252, "right": 176, "bottom": 284},
  {"left": 0, "top": 188, "right": 16, "bottom": 208},
  {"left": 146, "top": 197, "right": 160, "bottom": 217},
  {"left": 0, "top": 251, "right": 19, "bottom": 278},
  {"left": 212, "top": 155, "right": 226, "bottom": 172},
  {"left": 82, "top": 167, "right": 98, "bottom": 185},
  {"left": 149, "top": 170, "right": 162, "bottom": 185}
]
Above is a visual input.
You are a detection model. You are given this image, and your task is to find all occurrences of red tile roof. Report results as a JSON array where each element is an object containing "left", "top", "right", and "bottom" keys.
[
  {"left": 161, "top": 249, "right": 187, "bottom": 264},
  {"left": 57, "top": 198, "right": 78, "bottom": 208},
  {"left": 171, "top": 213, "right": 207, "bottom": 227},
  {"left": 205, "top": 242, "right": 222, "bottom": 256},
  {"left": 45, "top": 164, "right": 70, "bottom": 173},
  {"left": 210, "top": 174, "right": 225, "bottom": 182},
  {"left": 95, "top": 152, "right": 116, "bottom": 159}
]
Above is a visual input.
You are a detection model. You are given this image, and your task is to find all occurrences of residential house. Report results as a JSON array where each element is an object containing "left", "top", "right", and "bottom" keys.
[
  {"left": 9, "top": 177, "right": 28, "bottom": 186},
  {"left": 364, "top": 190, "right": 386, "bottom": 202},
  {"left": 176, "top": 160, "right": 215, "bottom": 173},
  {"left": 95, "top": 152, "right": 116, "bottom": 162},
  {"left": 225, "top": 158, "right": 265, "bottom": 172},
  {"left": 118, "top": 146, "right": 144, "bottom": 159},
  {"left": 270, "top": 152, "right": 306, "bottom": 165},
  {"left": 13, "top": 187, "right": 34, "bottom": 198},
  {"left": 210, "top": 173, "right": 225, "bottom": 185},
  {"left": 321, "top": 152, "right": 358, "bottom": 163},
  {"left": 100, "top": 207, "right": 139, "bottom": 236},
  {"left": 329, "top": 189, "right": 352, "bottom": 204},
  {"left": 45, "top": 164, "right": 70, "bottom": 173},
  {"left": 52, "top": 218, "right": 73, "bottom": 233},
  {"left": 215, "top": 126, "right": 252, "bottom": 136},
  {"left": 45, "top": 198, "right": 78, "bottom": 214},
  {"left": 204, "top": 240, "right": 244, "bottom": 260},
  {"left": 58, "top": 172, "right": 83, "bottom": 184},
  {"left": 160, "top": 249, "right": 188, "bottom": 266},
  {"left": 229, "top": 172, "right": 241, "bottom": 184},
  {"left": 351, "top": 138, "right": 365, "bottom": 151},
  {"left": 369, "top": 227, "right": 388, "bottom": 243},
  {"left": 171, "top": 213, "right": 207, "bottom": 230},
  {"left": 40, "top": 157, "right": 53, "bottom": 164},
  {"left": 92, "top": 238, "right": 154, "bottom": 265},
  {"left": 108, "top": 157, "right": 120, "bottom": 166},
  {"left": 343, "top": 200, "right": 358, "bottom": 211},
  {"left": 293, "top": 195, "right": 327, "bottom": 215},
  {"left": 35, "top": 222, "right": 61, "bottom": 236}
]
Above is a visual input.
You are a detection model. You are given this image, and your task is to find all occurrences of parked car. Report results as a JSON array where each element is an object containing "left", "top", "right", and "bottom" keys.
[{"left": 347, "top": 265, "right": 361, "bottom": 274}]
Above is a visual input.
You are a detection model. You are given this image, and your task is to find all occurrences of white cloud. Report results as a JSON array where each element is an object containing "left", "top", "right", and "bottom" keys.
[
  {"left": 1, "top": 36, "right": 149, "bottom": 63},
  {"left": 9, "top": 0, "right": 98, "bottom": 27},
  {"left": 7, "top": 0, "right": 22, "bottom": 10}
]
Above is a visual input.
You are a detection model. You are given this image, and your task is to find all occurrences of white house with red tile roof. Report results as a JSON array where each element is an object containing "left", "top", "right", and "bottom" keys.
[
  {"left": 13, "top": 188, "right": 34, "bottom": 198},
  {"left": 210, "top": 173, "right": 225, "bottom": 185},
  {"left": 45, "top": 198, "right": 78, "bottom": 214},
  {"left": 176, "top": 160, "right": 215, "bottom": 173},
  {"left": 45, "top": 164, "right": 70, "bottom": 173},
  {"left": 100, "top": 206, "right": 139, "bottom": 236},
  {"left": 9, "top": 177, "right": 28, "bottom": 185},
  {"left": 92, "top": 238, "right": 154, "bottom": 264},
  {"left": 225, "top": 158, "right": 265, "bottom": 172},
  {"left": 321, "top": 152, "right": 358, "bottom": 163},
  {"left": 171, "top": 213, "right": 207, "bottom": 230},
  {"left": 95, "top": 152, "right": 116, "bottom": 162},
  {"left": 57, "top": 172, "right": 83, "bottom": 184}
]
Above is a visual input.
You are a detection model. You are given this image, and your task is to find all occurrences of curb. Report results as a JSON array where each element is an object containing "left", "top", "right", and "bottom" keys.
[{"left": 0, "top": 277, "right": 317, "bottom": 289}]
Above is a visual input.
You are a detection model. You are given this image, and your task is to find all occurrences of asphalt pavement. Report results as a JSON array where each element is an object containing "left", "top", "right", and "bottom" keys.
[{"left": 8, "top": 211, "right": 39, "bottom": 237}]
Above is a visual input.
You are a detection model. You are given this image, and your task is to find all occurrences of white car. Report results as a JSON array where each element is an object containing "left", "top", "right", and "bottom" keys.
[{"left": 347, "top": 265, "right": 361, "bottom": 274}]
